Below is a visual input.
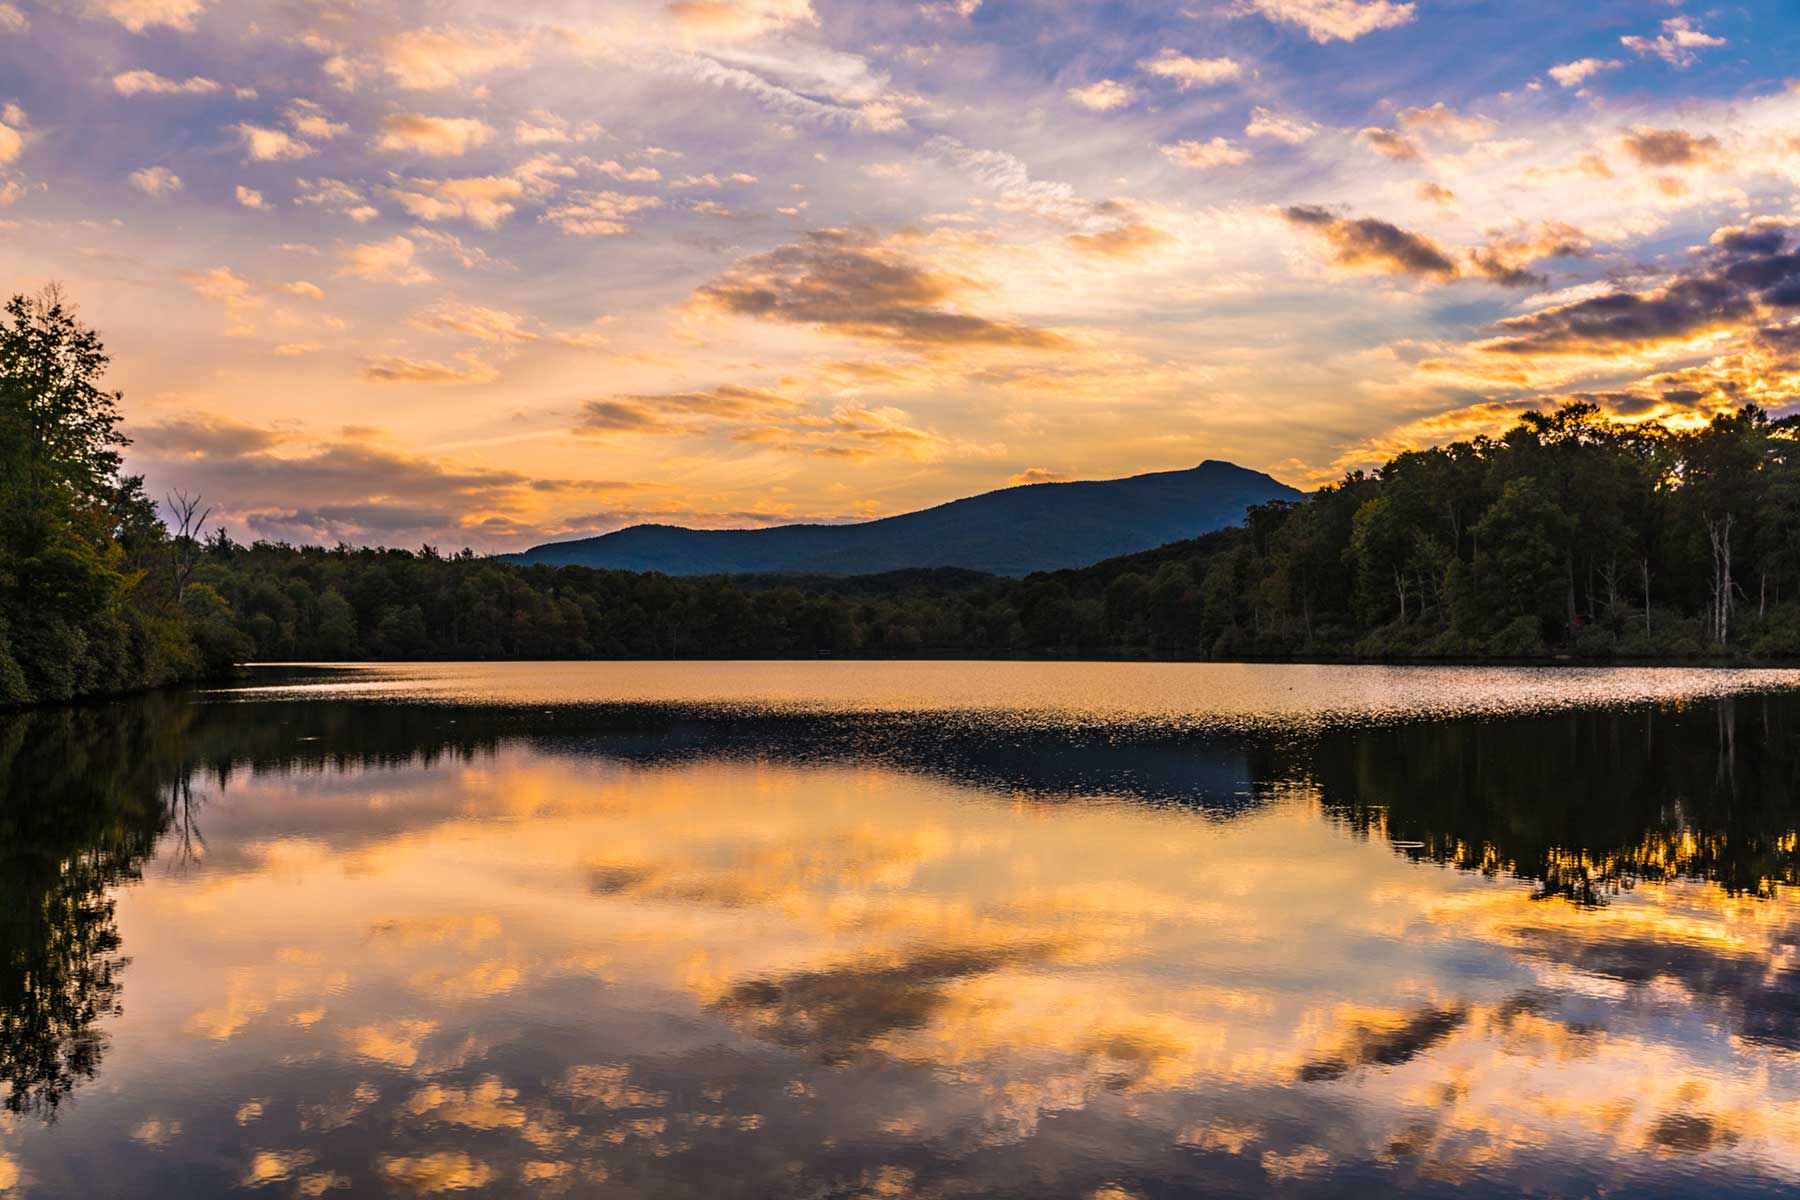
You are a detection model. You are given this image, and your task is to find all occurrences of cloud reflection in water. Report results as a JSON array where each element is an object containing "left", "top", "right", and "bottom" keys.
[{"left": 4, "top": 665, "right": 1800, "bottom": 1195}]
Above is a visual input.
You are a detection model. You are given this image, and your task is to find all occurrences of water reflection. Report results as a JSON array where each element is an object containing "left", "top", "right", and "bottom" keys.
[
  {"left": 0, "top": 704, "right": 190, "bottom": 1119},
  {"left": 2, "top": 666, "right": 1800, "bottom": 1196},
  {"left": 1297, "top": 694, "right": 1800, "bottom": 902}
]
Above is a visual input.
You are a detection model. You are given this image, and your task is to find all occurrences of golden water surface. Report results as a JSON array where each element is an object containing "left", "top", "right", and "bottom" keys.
[{"left": 5, "top": 662, "right": 1800, "bottom": 1197}]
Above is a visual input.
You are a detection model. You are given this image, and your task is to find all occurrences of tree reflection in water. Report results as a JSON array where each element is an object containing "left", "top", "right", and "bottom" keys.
[
  {"left": 1292, "top": 691, "right": 1800, "bottom": 904},
  {"left": 0, "top": 701, "right": 189, "bottom": 1117}
]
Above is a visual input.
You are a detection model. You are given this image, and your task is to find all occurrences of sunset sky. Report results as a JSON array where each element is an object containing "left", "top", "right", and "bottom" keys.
[{"left": 4, "top": 0, "right": 1800, "bottom": 550}]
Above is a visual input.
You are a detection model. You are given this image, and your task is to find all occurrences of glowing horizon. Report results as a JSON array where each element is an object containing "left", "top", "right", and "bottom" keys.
[{"left": 3, "top": 0, "right": 1799, "bottom": 550}]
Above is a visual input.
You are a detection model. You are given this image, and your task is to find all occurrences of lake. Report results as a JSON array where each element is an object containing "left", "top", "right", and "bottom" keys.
[{"left": 7, "top": 662, "right": 1800, "bottom": 1197}]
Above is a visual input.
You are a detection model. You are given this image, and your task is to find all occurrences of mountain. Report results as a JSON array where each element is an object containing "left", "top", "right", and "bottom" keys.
[{"left": 504, "top": 460, "right": 1303, "bottom": 577}]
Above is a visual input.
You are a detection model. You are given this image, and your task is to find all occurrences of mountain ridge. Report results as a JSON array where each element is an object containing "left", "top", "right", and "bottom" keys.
[{"left": 503, "top": 459, "right": 1302, "bottom": 577}]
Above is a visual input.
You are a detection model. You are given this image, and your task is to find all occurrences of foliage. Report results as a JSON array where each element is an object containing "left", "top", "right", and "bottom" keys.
[{"left": 0, "top": 290, "right": 202, "bottom": 706}]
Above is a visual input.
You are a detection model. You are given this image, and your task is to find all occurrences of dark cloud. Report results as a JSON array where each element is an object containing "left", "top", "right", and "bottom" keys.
[
  {"left": 727, "top": 406, "right": 943, "bottom": 459},
  {"left": 711, "top": 943, "right": 1052, "bottom": 1065},
  {"left": 128, "top": 413, "right": 287, "bottom": 458},
  {"left": 575, "top": 386, "right": 801, "bottom": 439},
  {"left": 1619, "top": 125, "right": 1722, "bottom": 168},
  {"left": 1357, "top": 127, "right": 1421, "bottom": 161},
  {"left": 1508, "top": 920, "right": 1800, "bottom": 1055},
  {"left": 1466, "top": 222, "right": 1592, "bottom": 288},
  {"left": 1483, "top": 219, "right": 1800, "bottom": 355},
  {"left": 1486, "top": 276, "right": 1755, "bottom": 354},
  {"left": 1466, "top": 256, "right": 1543, "bottom": 288},
  {"left": 1296, "top": 1004, "right": 1469, "bottom": 1082},
  {"left": 125, "top": 412, "right": 645, "bottom": 550},
  {"left": 574, "top": 386, "right": 942, "bottom": 460},
  {"left": 1282, "top": 205, "right": 1458, "bottom": 279},
  {"left": 361, "top": 352, "right": 497, "bottom": 385},
  {"left": 528, "top": 477, "right": 649, "bottom": 495},
  {"left": 692, "top": 227, "right": 1067, "bottom": 349},
  {"left": 573, "top": 399, "right": 696, "bottom": 436},
  {"left": 1283, "top": 207, "right": 1585, "bottom": 289},
  {"left": 1711, "top": 218, "right": 1794, "bottom": 257},
  {"left": 1753, "top": 322, "right": 1800, "bottom": 359}
]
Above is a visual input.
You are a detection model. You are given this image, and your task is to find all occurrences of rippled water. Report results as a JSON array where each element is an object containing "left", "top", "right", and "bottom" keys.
[
  {"left": 7, "top": 662, "right": 1800, "bottom": 1197},
  {"left": 233, "top": 660, "right": 1800, "bottom": 731}
]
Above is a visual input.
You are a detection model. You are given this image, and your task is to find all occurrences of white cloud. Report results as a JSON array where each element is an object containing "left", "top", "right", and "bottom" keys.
[
  {"left": 180, "top": 265, "right": 260, "bottom": 335},
  {"left": 181, "top": 266, "right": 253, "bottom": 301},
  {"left": 91, "top": 0, "right": 207, "bottom": 33},
  {"left": 130, "top": 165, "right": 183, "bottom": 195},
  {"left": 0, "top": 118, "right": 20, "bottom": 166},
  {"left": 1235, "top": 0, "right": 1414, "bottom": 44},
  {"left": 512, "top": 153, "right": 577, "bottom": 198},
  {"left": 1395, "top": 102, "right": 1496, "bottom": 143},
  {"left": 1160, "top": 137, "right": 1251, "bottom": 168},
  {"left": 410, "top": 301, "right": 539, "bottom": 343},
  {"left": 1245, "top": 107, "right": 1317, "bottom": 144},
  {"left": 1357, "top": 126, "right": 1419, "bottom": 160},
  {"left": 235, "top": 123, "right": 314, "bottom": 162},
  {"left": 1138, "top": 50, "right": 1243, "bottom": 89},
  {"left": 1066, "top": 80, "right": 1137, "bottom": 111},
  {"left": 0, "top": 4, "right": 27, "bottom": 33},
  {"left": 592, "top": 160, "right": 661, "bottom": 183},
  {"left": 541, "top": 190, "right": 662, "bottom": 236},
  {"left": 512, "top": 110, "right": 603, "bottom": 145},
  {"left": 385, "top": 176, "right": 524, "bottom": 229},
  {"left": 379, "top": 27, "right": 531, "bottom": 90},
  {"left": 295, "top": 178, "right": 365, "bottom": 211},
  {"left": 377, "top": 114, "right": 492, "bottom": 157},
  {"left": 1622, "top": 16, "right": 1725, "bottom": 69},
  {"left": 285, "top": 101, "right": 349, "bottom": 141},
  {"left": 337, "top": 235, "right": 434, "bottom": 285},
  {"left": 927, "top": 136, "right": 1107, "bottom": 227},
  {"left": 362, "top": 351, "right": 497, "bottom": 385},
  {"left": 409, "top": 226, "right": 513, "bottom": 270},
  {"left": 235, "top": 185, "right": 267, "bottom": 209},
  {"left": 515, "top": 121, "right": 565, "bottom": 145},
  {"left": 1547, "top": 58, "right": 1621, "bottom": 89},
  {"left": 664, "top": 0, "right": 818, "bottom": 41},
  {"left": 112, "top": 70, "right": 220, "bottom": 96}
]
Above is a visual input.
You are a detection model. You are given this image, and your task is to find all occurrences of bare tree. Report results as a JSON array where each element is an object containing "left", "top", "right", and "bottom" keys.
[
  {"left": 1705, "top": 513, "right": 1734, "bottom": 646},
  {"left": 167, "top": 490, "right": 210, "bottom": 602}
]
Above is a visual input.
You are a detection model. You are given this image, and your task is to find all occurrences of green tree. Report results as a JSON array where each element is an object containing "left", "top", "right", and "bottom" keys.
[{"left": 312, "top": 588, "right": 360, "bottom": 659}]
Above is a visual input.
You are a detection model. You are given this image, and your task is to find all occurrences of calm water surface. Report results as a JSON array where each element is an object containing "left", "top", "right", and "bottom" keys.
[{"left": 7, "top": 662, "right": 1800, "bottom": 1197}]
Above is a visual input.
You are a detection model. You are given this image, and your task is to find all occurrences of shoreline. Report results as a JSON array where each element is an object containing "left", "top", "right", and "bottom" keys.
[{"left": 7, "top": 652, "right": 1797, "bottom": 715}]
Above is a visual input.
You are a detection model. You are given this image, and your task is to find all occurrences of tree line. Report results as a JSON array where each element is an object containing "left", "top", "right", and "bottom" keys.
[
  {"left": 1216, "top": 402, "right": 1800, "bottom": 660},
  {"left": 8, "top": 286, "right": 1800, "bottom": 709},
  {"left": 170, "top": 401, "right": 1800, "bottom": 666}
]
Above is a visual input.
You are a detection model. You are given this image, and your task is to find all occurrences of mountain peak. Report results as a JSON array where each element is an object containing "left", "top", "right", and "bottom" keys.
[{"left": 506, "top": 461, "right": 1301, "bottom": 577}]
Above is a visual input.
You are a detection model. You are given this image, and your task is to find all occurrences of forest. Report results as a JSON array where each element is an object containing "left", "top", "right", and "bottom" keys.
[
  {"left": 7, "top": 286, "right": 1800, "bottom": 708},
  {"left": 148, "top": 401, "right": 1800, "bottom": 667}
]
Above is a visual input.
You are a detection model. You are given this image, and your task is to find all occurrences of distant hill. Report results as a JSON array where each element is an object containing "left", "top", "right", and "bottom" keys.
[{"left": 504, "top": 461, "right": 1302, "bottom": 578}]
